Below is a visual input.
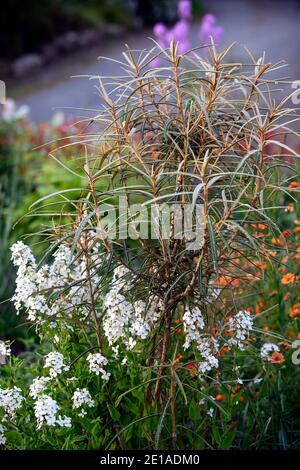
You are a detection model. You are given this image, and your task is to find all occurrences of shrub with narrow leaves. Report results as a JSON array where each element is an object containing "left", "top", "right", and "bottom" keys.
[{"left": 1, "top": 41, "right": 300, "bottom": 450}]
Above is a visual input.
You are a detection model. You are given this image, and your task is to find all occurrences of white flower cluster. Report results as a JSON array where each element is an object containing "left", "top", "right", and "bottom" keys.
[
  {"left": 29, "top": 365, "right": 71, "bottom": 429},
  {"left": 0, "top": 386, "right": 24, "bottom": 418},
  {"left": 183, "top": 307, "right": 205, "bottom": 350},
  {"left": 87, "top": 353, "right": 110, "bottom": 380},
  {"left": 10, "top": 240, "right": 101, "bottom": 325},
  {"left": 34, "top": 394, "right": 71, "bottom": 429},
  {"left": 29, "top": 376, "right": 51, "bottom": 399},
  {"left": 227, "top": 311, "right": 254, "bottom": 350},
  {"left": 44, "top": 352, "right": 69, "bottom": 378},
  {"left": 260, "top": 342, "right": 280, "bottom": 360},
  {"left": 72, "top": 388, "right": 95, "bottom": 417},
  {"left": 103, "top": 266, "right": 163, "bottom": 348},
  {"left": 0, "top": 424, "right": 6, "bottom": 446},
  {"left": 182, "top": 307, "right": 219, "bottom": 374},
  {"left": 197, "top": 337, "right": 219, "bottom": 374},
  {"left": 0, "top": 341, "right": 11, "bottom": 357}
]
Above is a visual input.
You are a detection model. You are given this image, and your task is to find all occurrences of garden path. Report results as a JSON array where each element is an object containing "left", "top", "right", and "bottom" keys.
[{"left": 13, "top": 0, "right": 300, "bottom": 123}]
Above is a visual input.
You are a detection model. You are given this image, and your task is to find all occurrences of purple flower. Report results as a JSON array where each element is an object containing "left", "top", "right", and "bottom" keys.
[
  {"left": 153, "top": 22, "right": 167, "bottom": 38},
  {"left": 173, "top": 20, "right": 189, "bottom": 41},
  {"left": 202, "top": 14, "right": 216, "bottom": 26},
  {"left": 178, "top": 0, "right": 192, "bottom": 20},
  {"left": 165, "top": 29, "right": 175, "bottom": 43},
  {"left": 211, "top": 25, "right": 224, "bottom": 44},
  {"left": 199, "top": 13, "right": 223, "bottom": 45},
  {"left": 178, "top": 39, "right": 191, "bottom": 55}
]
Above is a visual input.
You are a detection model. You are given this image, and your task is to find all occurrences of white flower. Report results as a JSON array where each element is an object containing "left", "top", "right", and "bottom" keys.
[
  {"left": 112, "top": 345, "right": 119, "bottom": 357},
  {"left": 197, "top": 337, "right": 219, "bottom": 374},
  {"left": 207, "top": 408, "right": 214, "bottom": 417},
  {"left": 103, "top": 266, "right": 163, "bottom": 346},
  {"left": 29, "top": 376, "right": 51, "bottom": 399},
  {"left": 0, "top": 386, "right": 24, "bottom": 418},
  {"left": 87, "top": 353, "right": 110, "bottom": 380},
  {"left": 130, "top": 300, "right": 151, "bottom": 340},
  {"left": 66, "top": 377, "right": 78, "bottom": 383},
  {"left": 0, "top": 341, "right": 11, "bottom": 357},
  {"left": 34, "top": 394, "right": 58, "bottom": 428},
  {"left": 253, "top": 377, "right": 263, "bottom": 384},
  {"left": 56, "top": 415, "right": 72, "bottom": 428},
  {"left": 103, "top": 289, "right": 134, "bottom": 345},
  {"left": 125, "top": 337, "right": 137, "bottom": 350},
  {"left": 72, "top": 388, "right": 94, "bottom": 417},
  {"left": 1, "top": 98, "right": 30, "bottom": 122},
  {"left": 228, "top": 311, "right": 253, "bottom": 350},
  {"left": 182, "top": 306, "right": 219, "bottom": 375},
  {"left": 34, "top": 394, "right": 71, "bottom": 429},
  {"left": 44, "top": 352, "right": 69, "bottom": 378},
  {"left": 51, "top": 110, "right": 65, "bottom": 127},
  {"left": 260, "top": 342, "right": 280, "bottom": 360},
  {"left": 0, "top": 424, "right": 6, "bottom": 446},
  {"left": 182, "top": 307, "right": 205, "bottom": 350},
  {"left": 10, "top": 241, "right": 36, "bottom": 268},
  {"left": 11, "top": 240, "right": 100, "bottom": 324}
]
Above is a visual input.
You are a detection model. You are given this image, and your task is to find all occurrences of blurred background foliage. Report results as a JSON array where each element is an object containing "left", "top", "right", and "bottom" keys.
[
  {"left": 0, "top": 0, "right": 132, "bottom": 59},
  {"left": 0, "top": 0, "right": 203, "bottom": 60},
  {"left": 0, "top": 115, "right": 85, "bottom": 346}
]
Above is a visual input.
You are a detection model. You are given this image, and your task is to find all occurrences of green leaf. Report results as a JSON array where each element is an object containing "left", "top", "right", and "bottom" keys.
[
  {"left": 189, "top": 401, "right": 200, "bottom": 421},
  {"left": 108, "top": 404, "right": 121, "bottom": 421}
]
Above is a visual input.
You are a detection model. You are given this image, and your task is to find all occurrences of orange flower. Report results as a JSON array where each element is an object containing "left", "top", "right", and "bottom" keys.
[
  {"left": 290, "top": 303, "right": 300, "bottom": 318},
  {"left": 186, "top": 363, "right": 198, "bottom": 376},
  {"left": 253, "top": 260, "right": 268, "bottom": 270},
  {"left": 150, "top": 151, "right": 161, "bottom": 159},
  {"left": 270, "top": 352, "right": 285, "bottom": 364},
  {"left": 254, "top": 231, "right": 264, "bottom": 239},
  {"left": 175, "top": 354, "right": 183, "bottom": 363},
  {"left": 285, "top": 203, "right": 294, "bottom": 213},
  {"left": 294, "top": 219, "right": 300, "bottom": 225},
  {"left": 279, "top": 341, "right": 292, "bottom": 351},
  {"left": 219, "top": 345, "right": 230, "bottom": 357},
  {"left": 287, "top": 329, "right": 300, "bottom": 339},
  {"left": 288, "top": 181, "right": 300, "bottom": 189},
  {"left": 215, "top": 393, "right": 225, "bottom": 401},
  {"left": 216, "top": 276, "right": 227, "bottom": 286},
  {"left": 294, "top": 226, "right": 300, "bottom": 234},
  {"left": 230, "top": 385, "right": 241, "bottom": 397},
  {"left": 268, "top": 250, "right": 277, "bottom": 258},
  {"left": 281, "top": 273, "right": 296, "bottom": 285},
  {"left": 282, "top": 230, "right": 291, "bottom": 238},
  {"left": 255, "top": 299, "right": 265, "bottom": 315},
  {"left": 175, "top": 327, "right": 184, "bottom": 335},
  {"left": 271, "top": 237, "right": 284, "bottom": 247}
]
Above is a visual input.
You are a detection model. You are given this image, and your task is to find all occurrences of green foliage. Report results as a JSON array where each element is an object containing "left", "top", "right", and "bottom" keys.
[{"left": 0, "top": 117, "right": 84, "bottom": 342}]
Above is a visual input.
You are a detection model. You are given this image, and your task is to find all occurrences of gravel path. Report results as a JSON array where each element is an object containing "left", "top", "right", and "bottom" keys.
[{"left": 13, "top": 0, "right": 300, "bottom": 123}]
